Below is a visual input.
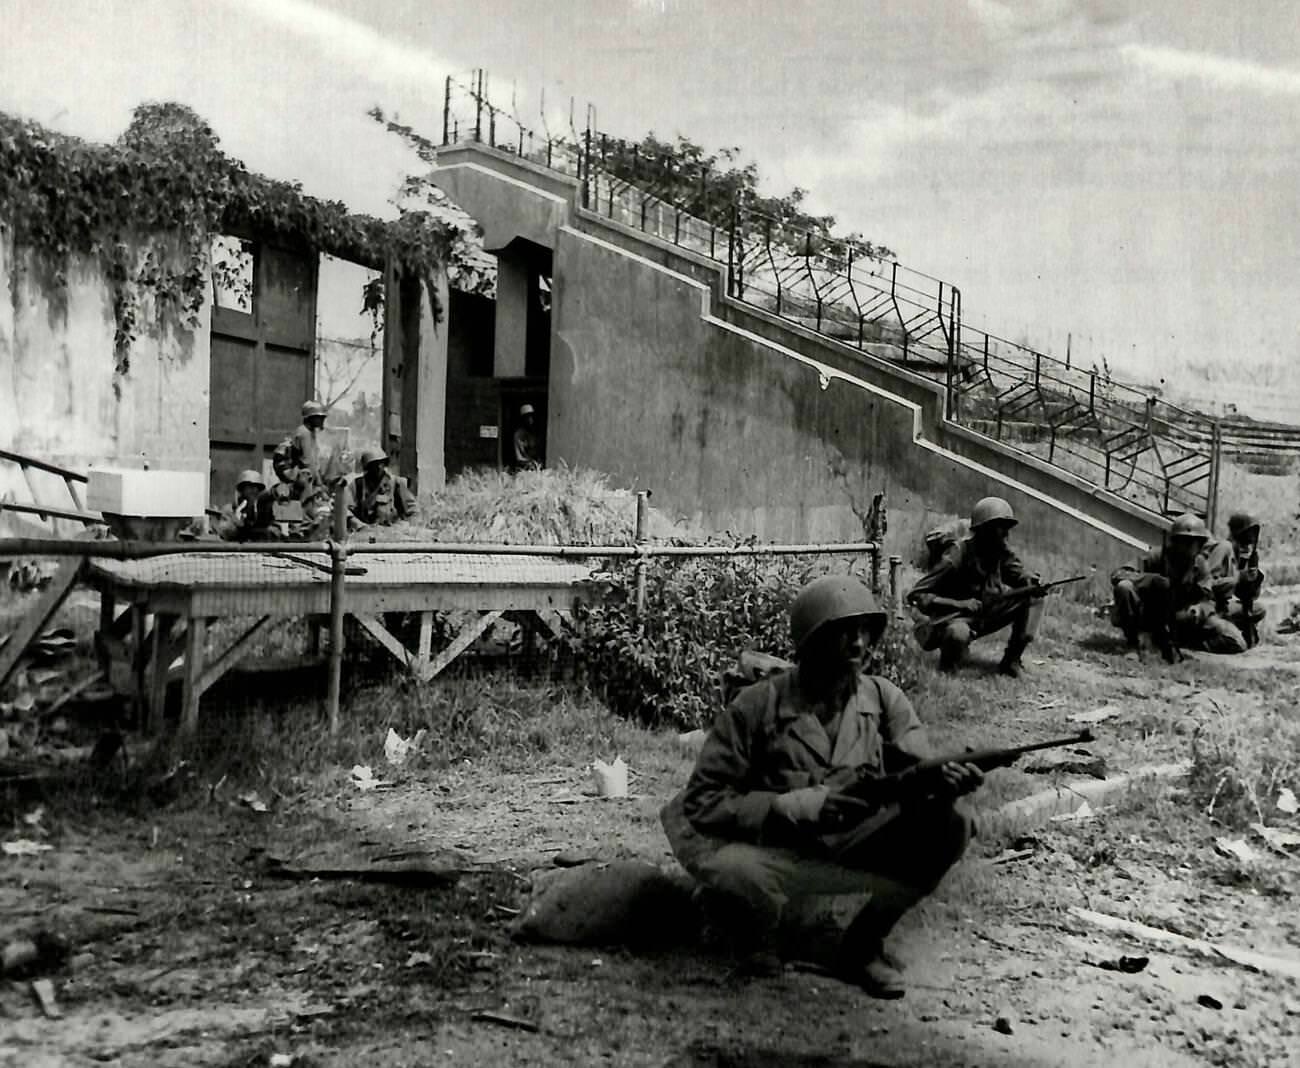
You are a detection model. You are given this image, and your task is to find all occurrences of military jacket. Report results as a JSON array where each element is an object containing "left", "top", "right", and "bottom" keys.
[{"left": 906, "top": 535, "right": 1033, "bottom": 612}]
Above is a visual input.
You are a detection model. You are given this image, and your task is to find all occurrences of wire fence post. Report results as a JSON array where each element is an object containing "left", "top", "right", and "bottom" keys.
[
  {"left": 634, "top": 490, "right": 650, "bottom": 628},
  {"left": 326, "top": 491, "right": 348, "bottom": 736},
  {"left": 888, "top": 555, "right": 902, "bottom": 615},
  {"left": 1207, "top": 417, "right": 1223, "bottom": 529},
  {"left": 442, "top": 76, "right": 451, "bottom": 145},
  {"left": 867, "top": 492, "right": 887, "bottom": 595}
]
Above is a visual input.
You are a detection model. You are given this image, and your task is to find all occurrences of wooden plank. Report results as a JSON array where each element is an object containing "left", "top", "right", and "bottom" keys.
[
  {"left": 147, "top": 614, "right": 176, "bottom": 735},
  {"left": 131, "top": 607, "right": 148, "bottom": 726},
  {"left": 195, "top": 615, "right": 273, "bottom": 697},
  {"left": 0, "top": 558, "right": 84, "bottom": 688},
  {"left": 417, "top": 611, "right": 433, "bottom": 661},
  {"left": 423, "top": 609, "right": 503, "bottom": 681},
  {"left": 353, "top": 614, "right": 415, "bottom": 669},
  {"left": 179, "top": 616, "right": 207, "bottom": 736},
  {"left": 190, "top": 584, "right": 592, "bottom": 617}
]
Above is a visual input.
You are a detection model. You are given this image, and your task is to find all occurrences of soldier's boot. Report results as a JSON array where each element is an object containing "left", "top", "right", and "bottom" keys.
[
  {"left": 833, "top": 893, "right": 913, "bottom": 999},
  {"left": 998, "top": 638, "right": 1030, "bottom": 678}
]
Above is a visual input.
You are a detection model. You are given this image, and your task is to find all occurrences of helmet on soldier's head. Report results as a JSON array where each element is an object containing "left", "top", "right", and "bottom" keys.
[
  {"left": 520, "top": 403, "right": 535, "bottom": 417},
  {"left": 970, "top": 496, "right": 1017, "bottom": 530},
  {"left": 1227, "top": 513, "right": 1261, "bottom": 538},
  {"left": 1169, "top": 513, "right": 1210, "bottom": 542},
  {"left": 360, "top": 448, "right": 387, "bottom": 469},
  {"left": 301, "top": 400, "right": 327, "bottom": 422},
  {"left": 236, "top": 469, "right": 265, "bottom": 489},
  {"left": 789, "top": 575, "right": 886, "bottom": 653}
]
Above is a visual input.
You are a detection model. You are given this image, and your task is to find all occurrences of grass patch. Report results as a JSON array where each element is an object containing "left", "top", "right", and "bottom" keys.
[{"left": 1187, "top": 700, "right": 1300, "bottom": 830}]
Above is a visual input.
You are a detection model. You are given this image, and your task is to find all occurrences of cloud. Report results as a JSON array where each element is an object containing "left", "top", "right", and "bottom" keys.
[
  {"left": 217, "top": 0, "right": 454, "bottom": 93},
  {"left": 1122, "top": 43, "right": 1300, "bottom": 96}
]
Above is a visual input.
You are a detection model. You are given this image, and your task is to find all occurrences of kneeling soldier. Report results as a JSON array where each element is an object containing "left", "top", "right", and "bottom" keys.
[
  {"left": 1110, "top": 512, "right": 1246, "bottom": 659},
  {"left": 349, "top": 449, "right": 416, "bottom": 527},
  {"left": 906, "top": 496, "right": 1043, "bottom": 676},
  {"left": 661, "top": 575, "right": 981, "bottom": 998}
]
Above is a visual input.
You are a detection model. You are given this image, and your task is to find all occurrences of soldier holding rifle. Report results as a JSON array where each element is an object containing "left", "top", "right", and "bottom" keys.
[
  {"left": 907, "top": 497, "right": 1080, "bottom": 677},
  {"left": 1201, "top": 513, "right": 1266, "bottom": 649},
  {"left": 661, "top": 576, "right": 1086, "bottom": 998}
]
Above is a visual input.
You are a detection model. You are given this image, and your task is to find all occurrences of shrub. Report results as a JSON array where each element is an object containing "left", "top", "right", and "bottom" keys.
[{"left": 564, "top": 550, "right": 920, "bottom": 731}]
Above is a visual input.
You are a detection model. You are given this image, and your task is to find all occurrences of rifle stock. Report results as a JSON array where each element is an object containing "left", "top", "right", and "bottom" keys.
[{"left": 915, "top": 574, "right": 1088, "bottom": 639}]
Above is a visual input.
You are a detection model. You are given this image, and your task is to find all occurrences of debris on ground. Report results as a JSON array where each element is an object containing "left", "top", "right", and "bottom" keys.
[
  {"left": 1068, "top": 704, "right": 1121, "bottom": 725},
  {"left": 1214, "top": 837, "right": 1265, "bottom": 865},
  {"left": 1024, "top": 749, "right": 1107, "bottom": 778},
  {"left": 2, "top": 838, "right": 54, "bottom": 856},
  {"left": 384, "top": 727, "right": 427, "bottom": 767},
  {"left": 1197, "top": 994, "right": 1223, "bottom": 1010},
  {"left": 1251, "top": 823, "right": 1300, "bottom": 852},
  {"left": 993, "top": 1014, "right": 1014, "bottom": 1035},
  {"left": 260, "top": 853, "right": 459, "bottom": 889},
  {"left": 31, "top": 977, "right": 62, "bottom": 1018},
  {"left": 1277, "top": 787, "right": 1298, "bottom": 815},
  {"left": 349, "top": 764, "right": 391, "bottom": 791},
  {"left": 471, "top": 1010, "right": 541, "bottom": 1033},
  {"left": 238, "top": 791, "right": 270, "bottom": 813},
  {"left": 591, "top": 755, "right": 629, "bottom": 797},
  {"left": 1049, "top": 800, "right": 1097, "bottom": 823},
  {"left": 1093, "top": 955, "right": 1149, "bottom": 974}
]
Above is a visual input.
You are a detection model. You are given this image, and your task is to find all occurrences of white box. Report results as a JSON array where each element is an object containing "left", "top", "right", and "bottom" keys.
[{"left": 86, "top": 468, "right": 207, "bottom": 518}]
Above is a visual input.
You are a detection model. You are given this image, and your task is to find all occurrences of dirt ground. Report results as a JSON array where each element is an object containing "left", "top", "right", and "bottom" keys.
[{"left": 3, "top": 595, "right": 1300, "bottom": 1067}]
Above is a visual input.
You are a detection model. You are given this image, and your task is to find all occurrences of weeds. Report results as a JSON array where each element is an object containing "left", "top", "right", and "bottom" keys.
[{"left": 1187, "top": 702, "right": 1300, "bottom": 831}]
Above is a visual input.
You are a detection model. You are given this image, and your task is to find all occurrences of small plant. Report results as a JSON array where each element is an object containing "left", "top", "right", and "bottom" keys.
[{"left": 1187, "top": 704, "right": 1300, "bottom": 830}]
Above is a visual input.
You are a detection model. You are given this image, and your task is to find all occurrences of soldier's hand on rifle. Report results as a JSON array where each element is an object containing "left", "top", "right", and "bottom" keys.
[
  {"left": 960, "top": 598, "right": 983, "bottom": 615},
  {"left": 938, "top": 761, "right": 984, "bottom": 796},
  {"left": 770, "top": 786, "right": 830, "bottom": 824}
]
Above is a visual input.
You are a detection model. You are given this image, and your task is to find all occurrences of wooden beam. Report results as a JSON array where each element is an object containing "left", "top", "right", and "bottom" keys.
[
  {"left": 0, "top": 557, "right": 84, "bottom": 688},
  {"left": 423, "top": 609, "right": 503, "bottom": 680},
  {"left": 353, "top": 614, "right": 416, "bottom": 669},
  {"left": 417, "top": 611, "right": 433, "bottom": 661},
  {"left": 147, "top": 613, "right": 177, "bottom": 735},
  {"left": 195, "top": 615, "right": 273, "bottom": 697},
  {"left": 179, "top": 617, "right": 207, "bottom": 736}
]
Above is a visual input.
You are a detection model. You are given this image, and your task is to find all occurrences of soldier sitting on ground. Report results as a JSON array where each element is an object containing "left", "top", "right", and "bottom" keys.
[
  {"left": 661, "top": 575, "right": 982, "bottom": 999},
  {"left": 1110, "top": 512, "right": 1247, "bottom": 660},
  {"left": 349, "top": 449, "right": 416, "bottom": 527},
  {"left": 1201, "top": 513, "right": 1266, "bottom": 648},
  {"left": 906, "top": 496, "right": 1043, "bottom": 677}
]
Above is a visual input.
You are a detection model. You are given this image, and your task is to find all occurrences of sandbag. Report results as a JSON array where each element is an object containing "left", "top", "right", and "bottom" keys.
[{"left": 511, "top": 859, "right": 695, "bottom": 947}]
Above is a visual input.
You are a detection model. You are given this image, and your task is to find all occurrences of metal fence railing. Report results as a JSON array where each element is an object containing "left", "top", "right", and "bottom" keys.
[{"left": 437, "top": 70, "right": 1234, "bottom": 523}]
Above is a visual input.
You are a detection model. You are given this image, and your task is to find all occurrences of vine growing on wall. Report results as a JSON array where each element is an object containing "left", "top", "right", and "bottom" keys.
[{"left": 0, "top": 101, "right": 464, "bottom": 387}]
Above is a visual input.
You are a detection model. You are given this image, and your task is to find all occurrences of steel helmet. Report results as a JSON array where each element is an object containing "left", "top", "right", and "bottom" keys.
[
  {"left": 520, "top": 403, "right": 535, "bottom": 417},
  {"left": 970, "top": 496, "right": 1017, "bottom": 530},
  {"left": 1169, "top": 513, "right": 1209, "bottom": 541},
  {"left": 360, "top": 448, "right": 388, "bottom": 468},
  {"left": 789, "top": 575, "right": 886, "bottom": 652},
  {"left": 301, "top": 400, "right": 327, "bottom": 421},
  {"left": 1227, "top": 513, "right": 1261, "bottom": 538},
  {"left": 235, "top": 469, "right": 265, "bottom": 489}
]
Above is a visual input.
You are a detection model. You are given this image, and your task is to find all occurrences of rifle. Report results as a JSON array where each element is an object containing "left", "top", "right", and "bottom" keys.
[
  {"left": 916, "top": 574, "right": 1088, "bottom": 639},
  {"left": 826, "top": 728, "right": 1096, "bottom": 818}
]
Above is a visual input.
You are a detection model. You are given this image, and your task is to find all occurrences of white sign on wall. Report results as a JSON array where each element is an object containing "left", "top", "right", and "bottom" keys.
[{"left": 479, "top": 425, "right": 500, "bottom": 439}]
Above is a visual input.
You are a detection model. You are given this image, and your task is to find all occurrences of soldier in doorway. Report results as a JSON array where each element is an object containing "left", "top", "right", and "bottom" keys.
[
  {"left": 906, "top": 497, "right": 1044, "bottom": 677},
  {"left": 661, "top": 575, "right": 980, "bottom": 998},
  {"left": 1201, "top": 513, "right": 1266, "bottom": 648},
  {"left": 1110, "top": 512, "right": 1247, "bottom": 659},
  {"left": 349, "top": 449, "right": 417, "bottom": 527},
  {"left": 512, "top": 403, "right": 541, "bottom": 470}
]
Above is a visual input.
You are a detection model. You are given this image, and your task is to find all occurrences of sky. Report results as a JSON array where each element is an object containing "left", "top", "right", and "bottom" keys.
[{"left": 2, "top": 0, "right": 1298, "bottom": 418}]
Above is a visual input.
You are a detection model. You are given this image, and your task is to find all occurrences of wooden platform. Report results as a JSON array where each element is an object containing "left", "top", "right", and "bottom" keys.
[{"left": 19, "top": 549, "right": 601, "bottom": 735}]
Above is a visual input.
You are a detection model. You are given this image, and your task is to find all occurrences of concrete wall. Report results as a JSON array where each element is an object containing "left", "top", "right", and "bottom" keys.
[
  {"left": 432, "top": 144, "right": 1164, "bottom": 582},
  {"left": 0, "top": 227, "right": 210, "bottom": 528}
]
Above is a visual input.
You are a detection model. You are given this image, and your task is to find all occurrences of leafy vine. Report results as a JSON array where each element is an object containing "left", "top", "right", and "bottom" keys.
[{"left": 0, "top": 101, "right": 462, "bottom": 386}]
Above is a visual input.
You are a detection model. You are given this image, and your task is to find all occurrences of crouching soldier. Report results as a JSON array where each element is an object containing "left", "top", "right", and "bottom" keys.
[
  {"left": 1202, "top": 513, "right": 1266, "bottom": 648},
  {"left": 1110, "top": 512, "right": 1246, "bottom": 659},
  {"left": 349, "top": 449, "right": 416, "bottom": 527},
  {"left": 906, "top": 497, "right": 1043, "bottom": 677},
  {"left": 661, "top": 575, "right": 981, "bottom": 998}
]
